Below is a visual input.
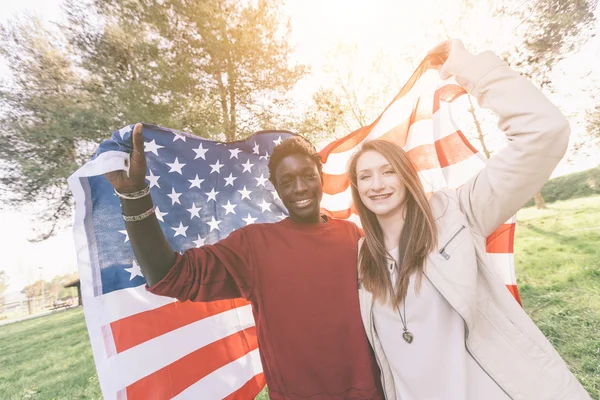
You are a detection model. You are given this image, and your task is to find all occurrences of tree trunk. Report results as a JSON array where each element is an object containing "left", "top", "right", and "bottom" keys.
[
  {"left": 227, "top": 60, "right": 237, "bottom": 142},
  {"left": 216, "top": 72, "right": 230, "bottom": 140},
  {"left": 467, "top": 96, "right": 491, "bottom": 159},
  {"left": 534, "top": 192, "right": 547, "bottom": 209}
]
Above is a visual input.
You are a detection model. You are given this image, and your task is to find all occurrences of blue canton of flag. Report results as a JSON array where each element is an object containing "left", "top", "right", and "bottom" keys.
[{"left": 89, "top": 124, "right": 294, "bottom": 296}]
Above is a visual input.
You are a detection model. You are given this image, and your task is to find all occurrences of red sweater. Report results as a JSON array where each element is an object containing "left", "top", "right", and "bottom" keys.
[{"left": 148, "top": 217, "right": 384, "bottom": 400}]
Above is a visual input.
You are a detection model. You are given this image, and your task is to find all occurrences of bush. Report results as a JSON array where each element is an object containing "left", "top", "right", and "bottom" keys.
[{"left": 524, "top": 166, "right": 600, "bottom": 207}]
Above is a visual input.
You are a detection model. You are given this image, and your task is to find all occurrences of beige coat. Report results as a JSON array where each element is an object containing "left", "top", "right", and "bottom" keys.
[{"left": 357, "top": 46, "right": 591, "bottom": 400}]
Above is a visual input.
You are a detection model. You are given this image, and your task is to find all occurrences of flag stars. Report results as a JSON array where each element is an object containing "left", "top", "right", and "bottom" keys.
[
  {"left": 188, "top": 174, "right": 204, "bottom": 189},
  {"left": 144, "top": 139, "right": 164, "bottom": 156},
  {"left": 205, "top": 188, "right": 219, "bottom": 202},
  {"left": 242, "top": 159, "right": 254, "bottom": 173},
  {"left": 255, "top": 174, "right": 268, "bottom": 187},
  {"left": 271, "top": 190, "right": 280, "bottom": 201},
  {"left": 155, "top": 206, "right": 168, "bottom": 222},
  {"left": 172, "top": 133, "right": 186, "bottom": 142},
  {"left": 273, "top": 136, "right": 283, "bottom": 146},
  {"left": 222, "top": 200, "right": 237, "bottom": 215},
  {"left": 229, "top": 148, "right": 242, "bottom": 159},
  {"left": 193, "top": 143, "right": 209, "bottom": 160},
  {"left": 224, "top": 173, "right": 237, "bottom": 187},
  {"left": 206, "top": 216, "right": 221, "bottom": 232},
  {"left": 167, "top": 157, "right": 186, "bottom": 174},
  {"left": 253, "top": 142, "right": 260, "bottom": 154},
  {"left": 259, "top": 151, "right": 269, "bottom": 161},
  {"left": 193, "top": 234, "right": 206, "bottom": 248},
  {"left": 187, "top": 203, "right": 202, "bottom": 219},
  {"left": 259, "top": 199, "right": 272, "bottom": 213},
  {"left": 146, "top": 170, "right": 161, "bottom": 189},
  {"left": 242, "top": 214, "right": 257, "bottom": 225},
  {"left": 171, "top": 222, "right": 189, "bottom": 237},
  {"left": 119, "top": 230, "right": 129, "bottom": 242},
  {"left": 124, "top": 260, "right": 143, "bottom": 281},
  {"left": 167, "top": 188, "right": 182, "bottom": 205},
  {"left": 238, "top": 186, "right": 252, "bottom": 200},
  {"left": 118, "top": 125, "right": 132, "bottom": 139},
  {"left": 209, "top": 160, "right": 224, "bottom": 174}
]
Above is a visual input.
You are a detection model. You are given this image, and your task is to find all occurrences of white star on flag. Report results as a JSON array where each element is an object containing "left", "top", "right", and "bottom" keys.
[
  {"left": 167, "top": 188, "right": 182, "bottom": 205},
  {"left": 124, "top": 260, "right": 143, "bottom": 280},
  {"left": 209, "top": 160, "right": 224, "bottom": 174},
  {"left": 193, "top": 143, "right": 209, "bottom": 160},
  {"left": 273, "top": 136, "right": 283, "bottom": 146},
  {"left": 242, "top": 214, "right": 257, "bottom": 225},
  {"left": 171, "top": 222, "right": 189, "bottom": 237},
  {"left": 229, "top": 148, "right": 242, "bottom": 159},
  {"left": 187, "top": 203, "right": 202, "bottom": 219},
  {"left": 205, "top": 188, "right": 219, "bottom": 202},
  {"left": 155, "top": 206, "right": 168, "bottom": 222},
  {"left": 222, "top": 200, "right": 237, "bottom": 215},
  {"left": 119, "top": 230, "right": 129, "bottom": 242},
  {"left": 206, "top": 216, "right": 221, "bottom": 232},
  {"left": 118, "top": 125, "right": 132, "bottom": 139},
  {"left": 253, "top": 142, "right": 260, "bottom": 154},
  {"left": 259, "top": 199, "right": 272, "bottom": 213},
  {"left": 259, "top": 151, "right": 269, "bottom": 161},
  {"left": 238, "top": 186, "right": 252, "bottom": 200},
  {"left": 167, "top": 158, "right": 186, "bottom": 174},
  {"left": 271, "top": 190, "right": 280, "bottom": 200},
  {"left": 255, "top": 174, "right": 268, "bottom": 187},
  {"left": 144, "top": 139, "right": 165, "bottom": 156},
  {"left": 242, "top": 159, "right": 254, "bottom": 173},
  {"left": 146, "top": 170, "right": 161, "bottom": 188},
  {"left": 188, "top": 174, "right": 204, "bottom": 189},
  {"left": 193, "top": 234, "right": 206, "bottom": 247},
  {"left": 224, "top": 173, "right": 237, "bottom": 187},
  {"left": 172, "top": 133, "right": 186, "bottom": 142}
]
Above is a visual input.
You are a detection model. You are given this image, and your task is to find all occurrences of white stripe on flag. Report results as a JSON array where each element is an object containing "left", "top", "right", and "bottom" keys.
[
  {"left": 487, "top": 253, "right": 517, "bottom": 286},
  {"left": 172, "top": 349, "right": 263, "bottom": 400},
  {"left": 93, "top": 285, "right": 177, "bottom": 323},
  {"left": 104, "top": 304, "right": 255, "bottom": 390}
]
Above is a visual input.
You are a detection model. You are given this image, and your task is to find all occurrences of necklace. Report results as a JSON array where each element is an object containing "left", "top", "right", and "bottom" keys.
[
  {"left": 398, "top": 299, "right": 414, "bottom": 344},
  {"left": 391, "top": 261, "right": 414, "bottom": 344}
]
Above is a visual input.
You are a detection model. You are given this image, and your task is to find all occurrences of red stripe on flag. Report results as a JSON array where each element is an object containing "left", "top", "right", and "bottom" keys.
[
  {"left": 486, "top": 224, "right": 515, "bottom": 253},
  {"left": 223, "top": 373, "right": 267, "bottom": 400},
  {"left": 322, "top": 172, "right": 350, "bottom": 195},
  {"left": 321, "top": 206, "right": 356, "bottom": 220},
  {"left": 125, "top": 327, "right": 259, "bottom": 399},
  {"left": 110, "top": 298, "right": 250, "bottom": 354},
  {"left": 434, "top": 130, "right": 478, "bottom": 168},
  {"left": 506, "top": 284, "right": 522, "bottom": 306},
  {"left": 433, "top": 84, "right": 467, "bottom": 114}
]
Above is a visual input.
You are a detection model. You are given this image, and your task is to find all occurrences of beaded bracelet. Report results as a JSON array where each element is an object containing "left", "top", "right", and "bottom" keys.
[
  {"left": 114, "top": 186, "right": 150, "bottom": 200},
  {"left": 122, "top": 207, "right": 156, "bottom": 222}
]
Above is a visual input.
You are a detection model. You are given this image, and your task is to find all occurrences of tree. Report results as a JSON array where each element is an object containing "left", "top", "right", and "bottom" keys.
[
  {"left": 21, "top": 279, "right": 48, "bottom": 315},
  {"left": 499, "top": 0, "right": 597, "bottom": 208},
  {"left": 0, "top": 0, "right": 307, "bottom": 239},
  {"left": 48, "top": 272, "right": 79, "bottom": 301},
  {"left": 0, "top": 271, "right": 8, "bottom": 307}
]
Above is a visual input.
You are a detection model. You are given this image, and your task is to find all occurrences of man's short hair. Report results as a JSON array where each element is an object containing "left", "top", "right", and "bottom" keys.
[{"left": 268, "top": 136, "right": 323, "bottom": 184}]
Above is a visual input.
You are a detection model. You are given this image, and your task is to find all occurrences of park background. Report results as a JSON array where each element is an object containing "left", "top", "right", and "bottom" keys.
[{"left": 0, "top": 0, "right": 599, "bottom": 399}]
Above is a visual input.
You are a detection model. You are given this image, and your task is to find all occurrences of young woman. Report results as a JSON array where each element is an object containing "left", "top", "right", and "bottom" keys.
[{"left": 348, "top": 40, "right": 591, "bottom": 400}]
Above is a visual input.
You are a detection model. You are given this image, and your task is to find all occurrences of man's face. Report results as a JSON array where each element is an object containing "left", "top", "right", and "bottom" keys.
[{"left": 273, "top": 153, "right": 323, "bottom": 224}]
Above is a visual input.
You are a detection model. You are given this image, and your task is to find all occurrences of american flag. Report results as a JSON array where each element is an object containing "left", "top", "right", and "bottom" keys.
[{"left": 68, "top": 53, "right": 520, "bottom": 400}]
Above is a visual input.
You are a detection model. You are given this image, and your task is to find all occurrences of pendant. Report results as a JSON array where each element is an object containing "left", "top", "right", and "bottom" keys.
[{"left": 402, "top": 330, "right": 414, "bottom": 344}]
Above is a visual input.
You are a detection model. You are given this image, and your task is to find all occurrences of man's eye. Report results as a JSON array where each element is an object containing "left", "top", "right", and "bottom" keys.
[
  {"left": 281, "top": 180, "right": 291, "bottom": 186},
  {"left": 305, "top": 173, "right": 317, "bottom": 179}
]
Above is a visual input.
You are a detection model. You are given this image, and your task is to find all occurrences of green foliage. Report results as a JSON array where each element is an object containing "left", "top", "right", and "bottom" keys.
[
  {"left": 0, "top": 271, "right": 8, "bottom": 306},
  {"left": 524, "top": 167, "right": 600, "bottom": 207},
  {"left": 0, "top": 0, "right": 307, "bottom": 238}
]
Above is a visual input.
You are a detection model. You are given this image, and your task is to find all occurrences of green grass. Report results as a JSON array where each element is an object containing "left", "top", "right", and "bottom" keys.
[
  {"left": 1, "top": 196, "right": 599, "bottom": 399},
  {"left": 515, "top": 195, "right": 600, "bottom": 399},
  {"left": 0, "top": 308, "right": 102, "bottom": 399}
]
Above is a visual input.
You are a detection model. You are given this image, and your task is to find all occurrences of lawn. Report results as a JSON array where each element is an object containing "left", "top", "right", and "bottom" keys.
[{"left": 1, "top": 195, "right": 599, "bottom": 399}]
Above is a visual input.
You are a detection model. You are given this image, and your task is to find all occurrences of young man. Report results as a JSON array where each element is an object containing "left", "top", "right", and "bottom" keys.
[{"left": 105, "top": 124, "right": 384, "bottom": 400}]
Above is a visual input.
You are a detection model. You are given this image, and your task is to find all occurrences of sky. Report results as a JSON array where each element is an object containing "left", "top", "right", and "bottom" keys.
[{"left": 0, "top": 0, "right": 599, "bottom": 293}]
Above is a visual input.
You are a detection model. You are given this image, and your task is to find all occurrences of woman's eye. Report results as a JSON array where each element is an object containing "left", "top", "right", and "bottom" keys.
[
  {"left": 359, "top": 175, "right": 370, "bottom": 180},
  {"left": 383, "top": 170, "right": 395, "bottom": 175}
]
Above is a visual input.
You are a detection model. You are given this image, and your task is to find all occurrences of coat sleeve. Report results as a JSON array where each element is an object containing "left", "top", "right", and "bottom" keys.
[{"left": 444, "top": 46, "right": 570, "bottom": 237}]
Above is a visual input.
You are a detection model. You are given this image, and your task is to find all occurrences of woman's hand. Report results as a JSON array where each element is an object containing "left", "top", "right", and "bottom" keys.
[
  {"left": 104, "top": 123, "right": 148, "bottom": 193},
  {"left": 427, "top": 39, "right": 470, "bottom": 80}
]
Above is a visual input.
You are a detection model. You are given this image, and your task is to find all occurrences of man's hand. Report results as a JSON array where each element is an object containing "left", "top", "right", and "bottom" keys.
[{"left": 105, "top": 123, "right": 147, "bottom": 193}]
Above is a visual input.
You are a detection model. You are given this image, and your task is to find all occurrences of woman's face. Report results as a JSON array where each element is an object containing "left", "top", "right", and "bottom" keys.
[{"left": 355, "top": 150, "right": 407, "bottom": 219}]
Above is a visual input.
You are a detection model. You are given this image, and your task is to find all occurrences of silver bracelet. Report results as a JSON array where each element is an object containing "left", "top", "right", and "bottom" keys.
[
  {"left": 122, "top": 207, "right": 156, "bottom": 222},
  {"left": 114, "top": 186, "right": 150, "bottom": 200}
]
